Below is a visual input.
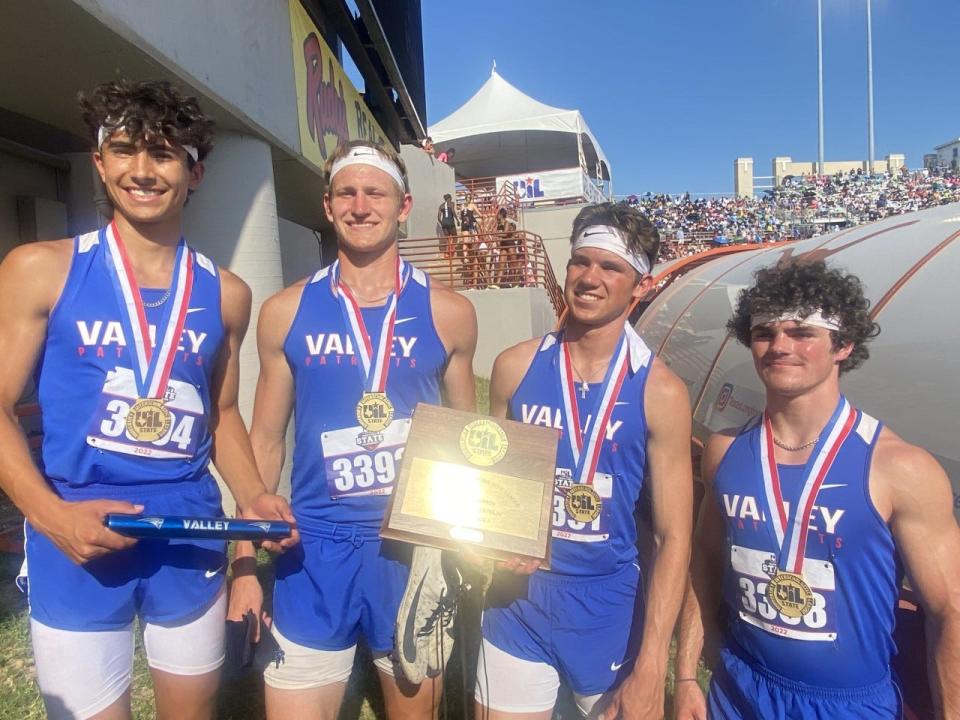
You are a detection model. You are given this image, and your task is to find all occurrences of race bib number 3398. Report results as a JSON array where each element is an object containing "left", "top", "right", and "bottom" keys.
[{"left": 731, "top": 544, "right": 837, "bottom": 642}]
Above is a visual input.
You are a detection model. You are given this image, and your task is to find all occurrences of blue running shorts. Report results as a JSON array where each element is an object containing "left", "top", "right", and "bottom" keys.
[
  {"left": 481, "top": 562, "right": 643, "bottom": 696},
  {"left": 25, "top": 475, "right": 226, "bottom": 630},
  {"left": 271, "top": 521, "right": 411, "bottom": 653},
  {"left": 708, "top": 646, "right": 902, "bottom": 720}
]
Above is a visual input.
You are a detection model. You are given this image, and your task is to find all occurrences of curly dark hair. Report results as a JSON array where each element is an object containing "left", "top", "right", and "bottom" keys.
[
  {"left": 570, "top": 202, "right": 660, "bottom": 272},
  {"left": 728, "top": 260, "right": 880, "bottom": 374},
  {"left": 78, "top": 80, "right": 215, "bottom": 162}
]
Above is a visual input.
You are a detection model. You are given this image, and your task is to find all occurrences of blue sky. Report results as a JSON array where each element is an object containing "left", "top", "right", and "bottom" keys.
[{"left": 419, "top": 1, "right": 960, "bottom": 196}]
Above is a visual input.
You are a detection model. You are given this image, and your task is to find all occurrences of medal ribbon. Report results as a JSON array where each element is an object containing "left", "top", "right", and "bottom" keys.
[
  {"left": 557, "top": 332, "right": 629, "bottom": 486},
  {"left": 332, "top": 257, "right": 407, "bottom": 393},
  {"left": 759, "top": 396, "right": 856, "bottom": 574},
  {"left": 102, "top": 221, "right": 194, "bottom": 399}
]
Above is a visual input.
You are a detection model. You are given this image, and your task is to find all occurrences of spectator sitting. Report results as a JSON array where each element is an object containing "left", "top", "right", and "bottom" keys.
[
  {"left": 437, "top": 147, "right": 456, "bottom": 164},
  {"left": 421, "top": 136, "right": 435, "bottom": 156}
]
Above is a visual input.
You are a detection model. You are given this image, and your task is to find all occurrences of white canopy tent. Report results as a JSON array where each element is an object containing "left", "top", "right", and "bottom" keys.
[{"left": 428, "top": 68, "right": 611, "bottom": 188}]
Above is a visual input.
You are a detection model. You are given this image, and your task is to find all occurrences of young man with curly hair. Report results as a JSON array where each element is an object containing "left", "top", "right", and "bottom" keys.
[
  {"left": 674, "top": 261, "right": 960, "bottom": 719},
  {"left": 0, "top": 79, "right": 295, "bottom": 720},
  {"left": 228, "top": 139, "right": 478, "bottom": 719},
  {"left": 476, "top": 202, "right": 693, "bottom": 719}
]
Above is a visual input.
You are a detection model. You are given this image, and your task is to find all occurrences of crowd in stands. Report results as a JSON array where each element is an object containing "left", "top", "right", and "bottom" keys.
[
  {"left": 418, "top": 143, "right": 960, "bottom": 281},
  {"left": 625, "top": 167, "right": 960, "bottom": 261}
]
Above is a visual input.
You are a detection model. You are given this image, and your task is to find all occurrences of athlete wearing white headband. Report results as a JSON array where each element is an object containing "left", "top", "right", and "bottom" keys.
[
  {"left": 329, "top": 145, "right": 406, "bottom": 190},
  {"left": 571, "top": 224, "right": 652, "bottom": 276},
  {"left": 97, "top": 124, "right": 200, "bottom": 163},
  {"left": 750, "top": 309, "right": 841, "bottom": 332}
]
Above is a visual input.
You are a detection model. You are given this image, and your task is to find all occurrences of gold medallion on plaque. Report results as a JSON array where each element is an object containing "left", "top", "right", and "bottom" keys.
[
  {"left": 126, "top": 398, "right": 172, "bottom": 442},
  {"left": 356, "top": 392, "right": 394, "bottom": 432},
  {"left": 766, "top": 571, "right": 814, "bottom": 618},
  {"left": 565, "top": 484, "right": 602, "bottom": 522},
  {"left": 459, "top": 419, "right": 508, "bottom": 467}
]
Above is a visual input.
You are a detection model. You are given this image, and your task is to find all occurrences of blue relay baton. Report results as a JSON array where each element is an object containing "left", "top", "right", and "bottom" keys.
[{"left": 105, "top": 514, "right": 293, "bottom": 541}]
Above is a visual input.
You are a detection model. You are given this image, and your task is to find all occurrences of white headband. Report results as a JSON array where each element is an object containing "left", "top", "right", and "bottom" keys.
[
  {"left": 750, "top": 310, "right": 841, "bottom": 331},
  {"left": 329, "top": 146, "right": 405, "bottom": 189},
  {"left": 97, "top": 125, "right": 199, "bottom": 163},
  {"left": 572, "top": 224, "right": 651, "bottom": 275}
]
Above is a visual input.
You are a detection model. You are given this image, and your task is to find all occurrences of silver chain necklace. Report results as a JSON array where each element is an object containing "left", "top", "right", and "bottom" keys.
[
  {"left": 141, "top": 289, "right": 171, "bottom": 308},
  {"left": 773, "top": 435, "right": 820, "bottom": 452}
]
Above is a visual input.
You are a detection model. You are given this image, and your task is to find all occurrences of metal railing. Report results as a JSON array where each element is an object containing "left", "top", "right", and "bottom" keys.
[
  {"left": 398, "top": 229, "right": 566, "bottom": 317},
  {"left": 456, "top": 177, "right": 522, "bottom": 233}
]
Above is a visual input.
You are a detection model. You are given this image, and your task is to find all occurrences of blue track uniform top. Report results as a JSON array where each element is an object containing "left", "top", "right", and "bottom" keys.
[
  {"left": 508, "top": 325, "right": 652, "bottom": 576},
  {"left": 36, "top": 228, "right": 224, "bottom": 491},
  {"left": 283, "top": 261, "right": 446, "bottom": 531},
  {"left": 715, "top": 408, "right": 902, "bottom": 687}
]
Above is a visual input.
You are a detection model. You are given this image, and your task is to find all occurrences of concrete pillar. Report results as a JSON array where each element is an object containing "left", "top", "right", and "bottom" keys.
[
  {"left": 734, "top": 157, "right": 754, "bottom": 199},
  {"left": 62, "top": 153, "right": 102, "bottom": 236},
  {"left": 182, "top": 132, "right": 289, "bottom": 506},
  {"left": 772, "top": 157, "right": 793, "bottom": 186}
]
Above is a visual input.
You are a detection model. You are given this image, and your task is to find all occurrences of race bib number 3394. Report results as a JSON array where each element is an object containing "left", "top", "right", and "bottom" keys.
[{"left": 86, "top": 368, "right": 205, "bottom": 460}]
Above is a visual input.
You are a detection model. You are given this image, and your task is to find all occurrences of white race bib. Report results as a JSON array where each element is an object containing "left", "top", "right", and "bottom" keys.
[
  {"left": 731, "top": 544, "right": 838, "bottom": 642},
  {"left": 321, "top": 419, "right": 411, "bottom": 499},
  {"left": 551, "top": 467, "right": 613, "bottom": 543},
  {"left": 86, "top": 367, "right": 205, "bottom": 459}
]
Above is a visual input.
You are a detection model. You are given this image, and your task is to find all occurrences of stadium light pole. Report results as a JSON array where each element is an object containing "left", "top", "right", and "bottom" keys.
[
  {"left": 866, "top": 0, "right": 876, "bottom": 173},
  {"left": 817, "top": 0, "right": 824, "bottom": 176}
]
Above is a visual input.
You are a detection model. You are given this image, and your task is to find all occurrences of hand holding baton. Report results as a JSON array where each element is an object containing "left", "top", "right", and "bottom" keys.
[{"left": 105, "top": 514, "right": 293, "bottom": 541}]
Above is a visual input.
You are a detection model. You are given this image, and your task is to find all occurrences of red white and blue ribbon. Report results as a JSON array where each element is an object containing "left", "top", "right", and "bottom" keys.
[
  {"left": 759, "top": 396, "right": 857, "bottom": 574},
  {"left": 102, "top": 221, "right": 193, "bottom": 399},
  {"left": 557, "top": 332, "right": 630, "bottom": 486},
  {"left": 332, "top": 257, "right": 407, "bottom": 393}
]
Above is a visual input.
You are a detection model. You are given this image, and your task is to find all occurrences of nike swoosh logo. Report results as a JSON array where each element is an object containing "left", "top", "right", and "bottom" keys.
[
  {"left": 819, "top": 484, "right": 847, "bottom": 490},
  {"left": 583, "top": 230, "right": 611, "bottom": 237},
  {"left": 204, "top": 566, "right": 223, "bottom": 579},
  {"left": 186, "top": 308, "right": 206, "bottom": 314},
  {"left": 610, "top": 657, "right": 632, "bottom": 671},
  {"left": 394, "top": 317, "right": 417, "bottom": 325},
  {"left": 403, "top": 574, "right": 427, "bottom": 662}
]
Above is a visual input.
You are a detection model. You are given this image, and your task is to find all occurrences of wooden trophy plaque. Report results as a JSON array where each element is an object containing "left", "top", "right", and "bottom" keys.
[{"left": 381, "top": 403, "right": 557, "bottom": 568}]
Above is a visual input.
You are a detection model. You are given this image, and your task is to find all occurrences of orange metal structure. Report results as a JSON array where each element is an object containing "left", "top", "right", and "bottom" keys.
[{"left": 397, "top": 229, "right": 566, "bottom": 317}]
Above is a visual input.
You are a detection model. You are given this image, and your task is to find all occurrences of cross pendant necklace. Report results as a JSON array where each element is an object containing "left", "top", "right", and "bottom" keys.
[{"left": 579, "top": 380, "right": 589, "bottom": 399}]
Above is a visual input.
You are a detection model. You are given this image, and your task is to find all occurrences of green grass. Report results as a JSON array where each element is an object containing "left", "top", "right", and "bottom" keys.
[{"left": 0, "top": 379, "right": 710, "bottom": 718}]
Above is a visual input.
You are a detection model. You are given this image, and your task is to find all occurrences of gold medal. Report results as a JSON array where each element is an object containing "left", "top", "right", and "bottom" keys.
[
  {"left": 126, "top": 398, "right": 172, "bottom": 442},
  {"left": 459, "top": 418, "right": 508, "bottom": 467},
  {"left": 766, "top": 571, "right": 814, "bottom": 618},
  {"left": 565, "top": 484, "right": 602, "bottom": 523},
  {"left": 356, "top": 392, "right": 394, "bottom": 432}
]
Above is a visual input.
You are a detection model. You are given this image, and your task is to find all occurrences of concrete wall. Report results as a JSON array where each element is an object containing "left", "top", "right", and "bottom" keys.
[
  {"left": 279, "top": 217, "right": 324, "bottom": 286},
  {"left": 63, "top": 153, "right": 102, "bottom": 237},
  {"left": 521, "top": 203, "right": 583, "bottom": 289},
  {"left": 734, "top": 157, "right": 754, "bottom": 198},
  {"left": 461, "top": 286, "right": 555, "bottom": 378},
  {"left": 72, "top": 0, "right": 301, "bottom": 154},
  {"left": 0, "top": 151, "right": 62, "bottom": 257},
  {"left": 936, "top": 141, "right": 960, "bottom": 168},
  {"left": 399, "top": 143, "right": 455, "bottom": 239},
  {"left": 772, "top": 155, "right": 906, "bottom": 185}
]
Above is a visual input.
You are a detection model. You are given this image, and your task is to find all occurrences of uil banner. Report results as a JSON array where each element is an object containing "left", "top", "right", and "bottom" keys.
[
  {"left": 289, "top": 0, "right": 387, "bottom": 169},
  {"left": 496, "top": 167, "right": 589, "bottom": 204}
]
